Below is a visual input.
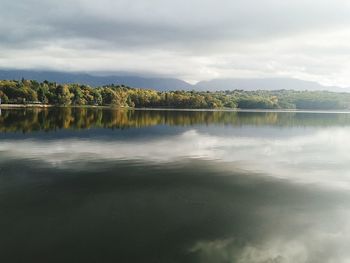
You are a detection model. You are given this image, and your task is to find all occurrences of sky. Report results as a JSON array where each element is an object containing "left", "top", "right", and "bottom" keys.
[{"left": 1, "top": 0, "right": 350, "bottom": 86}]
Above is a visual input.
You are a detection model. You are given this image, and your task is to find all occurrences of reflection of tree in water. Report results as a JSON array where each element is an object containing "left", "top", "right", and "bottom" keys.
[{"left": 1, "top": 108, "right": 350, "bottom": 132}]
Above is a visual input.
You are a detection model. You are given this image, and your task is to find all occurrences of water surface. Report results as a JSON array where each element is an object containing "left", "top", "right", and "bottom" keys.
[{"left": 1, "top": 108, "right": 350, "bottom": 263}]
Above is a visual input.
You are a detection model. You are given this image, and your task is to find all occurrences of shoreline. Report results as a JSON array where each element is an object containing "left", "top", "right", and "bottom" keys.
[
  {"left": 0, "top": 104, "right": 54, "bottom": 108},
  {"left": 1, "top": 104, "right": 350, "bottom": 114}
]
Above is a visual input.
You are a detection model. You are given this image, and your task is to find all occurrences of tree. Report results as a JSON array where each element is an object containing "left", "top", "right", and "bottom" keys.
[
  {"left": 56, "top": 85, "right": 72, "bottom": 105},
  {"left": 0, "top": 90, "right": 8, "bottom": 103},
  {"left": 101, "top": 88, "right": 116, "bottom": 105},
  {"left": 70, "top": 85, "right": 86, "bottom": 105},
  {"left": 37, "top": 87, "right": 48, "bottom": 103}
]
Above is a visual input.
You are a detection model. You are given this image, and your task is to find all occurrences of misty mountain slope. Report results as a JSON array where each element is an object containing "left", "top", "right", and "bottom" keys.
[
  {"left": 0, "top": 70, "right": 192, "bottom": 91},
  {"left": 0, "top": 70, "right": 348, "bottom": 92},
  {"left": 195, "top": 78, "right": 347, "bottom": 92}
]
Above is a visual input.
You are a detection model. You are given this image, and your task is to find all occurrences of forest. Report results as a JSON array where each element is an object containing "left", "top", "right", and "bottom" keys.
[{"left": 1, "top": 79, "right": 350, "bottom": 110}]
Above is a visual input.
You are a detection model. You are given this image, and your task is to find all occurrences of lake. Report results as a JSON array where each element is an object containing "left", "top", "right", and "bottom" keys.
[{"left": 1, "top": 107, "right": 350, "bottom": 263}]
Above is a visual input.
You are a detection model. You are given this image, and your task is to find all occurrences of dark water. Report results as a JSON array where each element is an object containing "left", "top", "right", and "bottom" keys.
[{"left": 1, "top": 108, "right": 350, "bottom": 263}]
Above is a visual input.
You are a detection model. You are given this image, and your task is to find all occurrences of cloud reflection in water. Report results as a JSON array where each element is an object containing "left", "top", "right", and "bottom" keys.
[{"left": 1, "top": 127, "right": 350, "bottom": 188}]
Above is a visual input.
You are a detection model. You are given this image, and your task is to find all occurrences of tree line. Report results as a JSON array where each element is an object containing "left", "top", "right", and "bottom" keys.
[{"left": 1, "top": 79, "right": 350, "bottom": 110}]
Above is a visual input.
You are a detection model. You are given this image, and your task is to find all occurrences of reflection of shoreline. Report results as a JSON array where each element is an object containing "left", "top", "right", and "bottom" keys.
[
  {"left": 2, "top": 108, "right": 350, "bottom": 133},
  {"left": 4, "top": 104, "right": 350, "bottom": 114},
  {"left": 135, "top": 107, "right": 350, "bottom": 114},
  {"left": 0, "top": 104, "right": 53, "bottom": 108}
]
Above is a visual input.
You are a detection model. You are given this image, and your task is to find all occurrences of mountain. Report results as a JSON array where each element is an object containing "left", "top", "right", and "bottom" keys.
[
  {"left": 194, "top": 78, "right": 349, "bottom": 92},
  {"left": 0, "top": 70, "right": 348, "bottom": 92},
  {"left": 0, "top": 70, "right": 192, "bottom": 91}
]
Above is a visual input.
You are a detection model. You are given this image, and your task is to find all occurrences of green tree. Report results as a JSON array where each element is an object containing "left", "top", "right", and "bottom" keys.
[{"left": 56, "top": 85, "right": 72, "bottom": 105}]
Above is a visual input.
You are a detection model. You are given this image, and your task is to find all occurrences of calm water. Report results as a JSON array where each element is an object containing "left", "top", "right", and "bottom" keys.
[{"left": 1, "top": 108, "right": 350, "bottom": 263}]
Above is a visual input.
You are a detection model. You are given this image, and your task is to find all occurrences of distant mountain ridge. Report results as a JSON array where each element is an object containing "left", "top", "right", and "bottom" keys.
[
  {"left": 0, "top": 69, "right": 348, "bottom": 92},
  {"left": 195, "top": 78, "right": 348, "bottom": 92},
  {"left": 0, "top": 70, "right": 191, "bottom": 91}
]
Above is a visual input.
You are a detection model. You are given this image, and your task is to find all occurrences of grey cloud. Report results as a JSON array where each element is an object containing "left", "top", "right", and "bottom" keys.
[
  {"left": 1, "top": 0, "right": 349, "bottom": 49},
  {"left": 1, "top": 0, "right": 350, "bottom": 84}
]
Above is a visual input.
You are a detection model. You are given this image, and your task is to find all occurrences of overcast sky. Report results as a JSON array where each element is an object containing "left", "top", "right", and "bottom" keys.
[{"left": 1, "top": 0, "right": 350, "bottom": 85}]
